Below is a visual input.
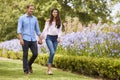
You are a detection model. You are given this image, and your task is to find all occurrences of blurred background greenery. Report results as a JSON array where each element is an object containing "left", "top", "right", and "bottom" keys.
[{"left": 0, "top": 0, "right": 119, "bottom": 41}]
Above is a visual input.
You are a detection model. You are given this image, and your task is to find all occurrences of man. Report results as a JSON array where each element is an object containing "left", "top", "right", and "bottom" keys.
[{"left": 17, "top": 4, "right": 42, "bottom": 75}]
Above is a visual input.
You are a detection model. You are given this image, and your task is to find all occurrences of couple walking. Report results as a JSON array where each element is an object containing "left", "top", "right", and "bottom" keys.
[{"left": 17, "top": 4, "right": 62, "bottom": 75}]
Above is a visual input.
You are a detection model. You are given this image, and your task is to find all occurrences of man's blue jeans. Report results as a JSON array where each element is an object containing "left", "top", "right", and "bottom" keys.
[{"left": 46, "top": 35, "right": 58, "bottom": 64}]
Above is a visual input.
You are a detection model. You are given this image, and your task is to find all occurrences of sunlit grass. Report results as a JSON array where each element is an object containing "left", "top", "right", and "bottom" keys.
[{"left": 0, "top": 58, "right": 95, "bottom": 80}]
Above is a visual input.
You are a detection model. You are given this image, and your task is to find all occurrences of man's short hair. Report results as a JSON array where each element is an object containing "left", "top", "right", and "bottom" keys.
[{"left": 26, "top": 4, "right": 34, "bottom": 9}]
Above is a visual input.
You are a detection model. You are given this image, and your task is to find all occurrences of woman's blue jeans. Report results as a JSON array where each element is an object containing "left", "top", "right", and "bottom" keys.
[{"left": 46, "top": 35, "right": 58, "bottom": 64}]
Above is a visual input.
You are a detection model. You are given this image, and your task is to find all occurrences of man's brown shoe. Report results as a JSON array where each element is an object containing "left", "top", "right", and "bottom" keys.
[{"left": 28, "top": 66, "right": 33, "bottom": 73}]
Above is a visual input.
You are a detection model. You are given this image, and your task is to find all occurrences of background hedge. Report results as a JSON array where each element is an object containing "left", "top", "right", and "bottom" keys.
[{"left": 0, "top": 50, "right": 120, "bottom": 80}]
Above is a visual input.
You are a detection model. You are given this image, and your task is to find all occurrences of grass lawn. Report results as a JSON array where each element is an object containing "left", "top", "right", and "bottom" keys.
[{"left": 0, "top": 58, "right": 97, "bottom": 80}]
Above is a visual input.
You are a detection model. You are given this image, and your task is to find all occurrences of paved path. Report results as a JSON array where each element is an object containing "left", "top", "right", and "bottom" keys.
[{"left": 0, "top": 57, "right": 12, "bottom": 60}]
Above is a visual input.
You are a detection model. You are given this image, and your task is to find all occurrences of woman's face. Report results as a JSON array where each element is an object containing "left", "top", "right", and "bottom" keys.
[{"left": 52, "top": 10, "right": 58, "bottom": 18}]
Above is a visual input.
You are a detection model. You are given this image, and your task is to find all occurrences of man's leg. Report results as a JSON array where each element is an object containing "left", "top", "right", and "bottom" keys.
[
  {"left": 28, "top": 41, "right": 38, "bottom": 73},
  {"left": 22, "top": 40, "right": 29, "bottom": 74}
]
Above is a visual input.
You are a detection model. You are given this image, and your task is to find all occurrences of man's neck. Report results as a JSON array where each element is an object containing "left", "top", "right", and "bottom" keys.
[{"left": 27, "top": 13, "right": 32, "bottom": 16}]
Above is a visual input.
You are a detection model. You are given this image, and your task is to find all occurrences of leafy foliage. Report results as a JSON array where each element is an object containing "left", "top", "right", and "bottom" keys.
[{"left": 0, "top": 0, "right": 118, "bottom": 41}]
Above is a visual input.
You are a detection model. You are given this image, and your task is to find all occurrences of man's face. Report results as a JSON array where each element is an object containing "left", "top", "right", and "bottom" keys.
[{"left": 27, "top": 6, "right": 34, "bottom": 15}]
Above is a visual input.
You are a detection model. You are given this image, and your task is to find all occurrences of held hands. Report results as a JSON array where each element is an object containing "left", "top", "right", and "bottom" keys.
[
  {"left": 38, "top": 39, "right": 42, "bottom": 44},
  {"left": 38, "top": 35, "right": 43, "bottom": 44}
]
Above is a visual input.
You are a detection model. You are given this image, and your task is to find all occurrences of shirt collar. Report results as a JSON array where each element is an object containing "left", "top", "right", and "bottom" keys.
[{"left": 25, "top": 13, "right": 33, "bottom": 17}]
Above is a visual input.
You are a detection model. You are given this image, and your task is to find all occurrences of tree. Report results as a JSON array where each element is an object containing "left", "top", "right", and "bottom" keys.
[
  {"left": 0, "top": 0, "right": 117, "bottom": 41},
  {"left": 0, "top": 0, "right": 34, "bottom": 41}
]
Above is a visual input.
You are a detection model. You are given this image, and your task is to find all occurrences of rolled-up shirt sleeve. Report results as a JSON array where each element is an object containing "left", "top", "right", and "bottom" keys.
[
  {"left": 17, "top": 17, "right": 23, "bottom": 34},
  {"left": 35, "top": 18, "right": 41, "bottom": 36}
]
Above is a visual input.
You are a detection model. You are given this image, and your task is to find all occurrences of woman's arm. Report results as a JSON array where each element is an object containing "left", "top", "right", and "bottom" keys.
[
  {"left": 57, "top": 24, "right": 62, "bottom": 43},
  {"left": 41, "top": 20, "right": 49, "bottom": 39}
]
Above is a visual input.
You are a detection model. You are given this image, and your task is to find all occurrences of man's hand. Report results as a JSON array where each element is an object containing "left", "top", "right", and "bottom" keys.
[
  {"left": 18, "top": 34, "right": 24, "bottom": 45},
  {"left": 38, "top": 35, "right": 43, "bottom": 44},
  {"left": 20, "top": 39, "right": 24, "bottom": 45},
  {"left": 38, "top": 39, "right": 42, "bottom": 44}
]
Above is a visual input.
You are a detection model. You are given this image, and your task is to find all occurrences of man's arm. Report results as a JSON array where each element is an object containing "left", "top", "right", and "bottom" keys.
[
  {"left": 35, "top": 18, "right": 42, "bottom": 44},
  {"left": 35, "top": 18, "right": 41, "bottom": 36},
  {"left": 18, "top": 34, "right": 24, "bottom": 45},
  {"left": 17, "top": 17, "right": 24, "bottom": 45}
]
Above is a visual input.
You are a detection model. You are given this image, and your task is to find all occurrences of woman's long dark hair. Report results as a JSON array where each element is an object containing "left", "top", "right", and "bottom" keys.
[{"left": 49, "top": 8, "right": 61, "bottom": 28}]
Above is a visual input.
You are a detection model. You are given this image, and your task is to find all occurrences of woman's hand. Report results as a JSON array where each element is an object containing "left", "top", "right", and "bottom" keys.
[{"left": 57, "top": 37, "right": 60, "bottom": 43}]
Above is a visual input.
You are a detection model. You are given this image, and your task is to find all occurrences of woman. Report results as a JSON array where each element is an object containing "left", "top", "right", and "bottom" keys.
[{"left": 40, "top": 8, "right": 62, "bottom": 75}]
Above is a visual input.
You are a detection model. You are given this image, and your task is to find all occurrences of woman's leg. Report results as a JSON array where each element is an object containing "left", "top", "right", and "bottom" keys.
[
  {"left": 46, "top": 36, "right": 55, "bottom": 73},
  {"left": 53, "top": 40, "right": 58, "bottom": 52},
  {"left": 46, "top": 39, "right": 55, "bottom": 64},
  {"left": 46, "top": 35, "right": 58, "bottom": 74}
]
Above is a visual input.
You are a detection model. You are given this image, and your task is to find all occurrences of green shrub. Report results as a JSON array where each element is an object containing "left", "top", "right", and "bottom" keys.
[
  {"left": 35, "top": 54, "right": 48, "bottom": 66},
  {"left": 1, "top": 52, "right": 8, "bottom": 58},
  {"left": 9, "top": 52, "right": 17, "bottom": 59},
  {"left": 1, "top": 49, "right": 120, "bottom": 79},
  {"left": 37, "top": 55, "right": 120, "bottom": 79},
  {"left": 0, "top": 49, "right": 2, "bottom": 57}
]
